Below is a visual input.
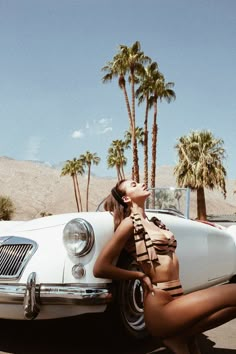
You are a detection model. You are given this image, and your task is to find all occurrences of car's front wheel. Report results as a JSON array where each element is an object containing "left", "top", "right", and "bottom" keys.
[{"left": 109, "top": 251, "right": 149, "bottom": 339}]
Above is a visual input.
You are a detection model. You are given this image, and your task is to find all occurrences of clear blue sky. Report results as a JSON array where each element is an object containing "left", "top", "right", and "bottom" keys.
[{"left": 0, "top": 0, "right": 235, "bottom": 179}]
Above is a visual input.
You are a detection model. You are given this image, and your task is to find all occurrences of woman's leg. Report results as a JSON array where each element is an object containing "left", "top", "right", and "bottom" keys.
[
  {"left": 144, "top": 283, "right": 236, "bottom": 351},
  {"left": 162, "top": 306, "right": 236, "bottom": 354},
  {"left": 182, "top": 306, "right": 236, "bottom": 336}
]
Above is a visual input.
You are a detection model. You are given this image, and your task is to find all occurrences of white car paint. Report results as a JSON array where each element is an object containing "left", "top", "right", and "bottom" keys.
[{"left": 0, "top": 208, "right": 236, "bottom": 323}]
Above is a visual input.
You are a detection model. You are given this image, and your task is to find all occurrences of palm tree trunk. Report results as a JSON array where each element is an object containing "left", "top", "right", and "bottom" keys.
[
  {"left": 151, "top": 100, "right": 158, "bottom": 189},
  {"left": 197, "top": 187, "right": 207, "bottom": 220},
  {"left": 131, "top": 74, "right": 136, "bottom": 131},
  {"left": 144, "top": 96, "right": 149, "bottom": 187},
  {"left": 72, "top": 175, "right": 80, "bottom": 211},
  {"left": 121, "top": 84, "right": 133, "bottom": 132},
  {"left": 121, "top": 82, "right": 139, "bottom": 181},
  {"left": 132, "top": 133, "right": 140, "bottom": 182},
  {"left": 75, "top": 175, "right": 83, "bottom": 211},
  {"left": 116, "top": 166, "right": 120, "bottom": 180},
  {"left": 86, "top": 165, "right": 91, "bottom": 211},
  {"left": 118, "top": 167, "right": 122, "bottom": 181},
  {"left": 131, "top": 166, "right": 134, "bottom": 180},
  {"left": 121, "top": 164, "right": 125, "bottom": 180},
  {"left": 131, "top": 75, "right": 139, "bottom": 182}
]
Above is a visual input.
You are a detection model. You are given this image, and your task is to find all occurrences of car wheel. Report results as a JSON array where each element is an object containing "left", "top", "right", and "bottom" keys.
[{"left": 109, "top": 250, "right": 149, "bottom": 339}]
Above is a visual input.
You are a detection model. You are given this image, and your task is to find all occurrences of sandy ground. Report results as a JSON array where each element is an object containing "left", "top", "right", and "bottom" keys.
[
  {"left": 147, "top": 319, "right": 236, "bottom": 353},
  {"left": 201, "top": 318, "right": 236, "bottom": 351}
]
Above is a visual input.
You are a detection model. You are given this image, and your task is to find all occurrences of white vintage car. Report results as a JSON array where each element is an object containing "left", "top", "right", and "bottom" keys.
[{"left": 0, "top": 187, "right": 236, "bottom": 339}]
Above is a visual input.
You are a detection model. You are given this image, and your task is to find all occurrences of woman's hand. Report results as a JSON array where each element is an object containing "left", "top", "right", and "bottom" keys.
[{"left": 140, "top": 274, "right": 154, "bottom": 294}]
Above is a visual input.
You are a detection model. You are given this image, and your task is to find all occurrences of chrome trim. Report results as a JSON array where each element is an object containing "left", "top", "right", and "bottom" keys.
[
  {"left": 0, "top": 237, "right": 38, "bottom": 280},
  {"left": 39, "top": 284, "right": 112, "bottom": 305},
  {"left": 0, "top": 272, "right": 112, "bottom": 319},
  {"left": 23, "top": 272, "right": 40, "bottom": 320}
]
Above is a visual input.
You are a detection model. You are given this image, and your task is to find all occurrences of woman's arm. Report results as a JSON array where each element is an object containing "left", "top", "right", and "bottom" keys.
[{"left": 93, "top": 217, "right": 145, "bottom": 281}]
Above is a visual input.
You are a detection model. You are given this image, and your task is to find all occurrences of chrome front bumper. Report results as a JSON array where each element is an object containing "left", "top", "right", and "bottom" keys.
[{"left": 0, "top": 272, "right": 112, "bottom": 320}]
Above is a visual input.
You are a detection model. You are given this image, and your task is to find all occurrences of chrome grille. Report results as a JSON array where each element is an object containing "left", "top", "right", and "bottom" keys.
[{"left": 0, "top": 237, "right": 38, "bottom": 280}]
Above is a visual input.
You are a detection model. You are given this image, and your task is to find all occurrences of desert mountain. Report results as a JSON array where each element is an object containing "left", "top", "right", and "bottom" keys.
[{"left": 0, "top": 156, "right": 236, "bottom": 220}]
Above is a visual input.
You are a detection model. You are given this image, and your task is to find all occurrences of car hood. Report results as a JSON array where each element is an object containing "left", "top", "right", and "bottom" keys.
[{"left": 0, "top": 212, "right": 105, "bottom": 234}]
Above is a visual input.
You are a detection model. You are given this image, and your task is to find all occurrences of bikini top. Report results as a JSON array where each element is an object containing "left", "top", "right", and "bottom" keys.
[{"left": 125, "top": 213, "right": 177, "bottom": 264}]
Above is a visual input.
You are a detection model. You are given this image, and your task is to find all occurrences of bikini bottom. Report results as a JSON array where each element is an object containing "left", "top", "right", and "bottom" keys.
[{"left": 152, "top": 279, "right": 184, "bottom": 298}]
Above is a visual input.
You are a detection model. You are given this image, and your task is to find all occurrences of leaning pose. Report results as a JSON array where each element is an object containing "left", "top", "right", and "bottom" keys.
[{"left": 93, "top": 179, "right": 236, "bottom": 354}]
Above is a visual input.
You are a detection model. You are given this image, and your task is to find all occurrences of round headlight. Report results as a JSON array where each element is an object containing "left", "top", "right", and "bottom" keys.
[{"left": 63, "top": 218, "right": 94, "bottom": 257}]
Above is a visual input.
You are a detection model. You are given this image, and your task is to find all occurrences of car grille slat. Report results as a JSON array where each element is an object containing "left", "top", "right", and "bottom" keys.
[
  {"left": 5, "top": 244, "right": 31, "bottom": 275},
  {"left": 0, "top": 237, "right": 38, "bottom": 279},
  {"left": 2, "top": 245, "right": 17, "bottom": 274},
  {"left": 5, "top": 245, "right": 20, "bottom": 274},
  {"left": 0, "top": 246, "right": 12, "bottom": 271}
]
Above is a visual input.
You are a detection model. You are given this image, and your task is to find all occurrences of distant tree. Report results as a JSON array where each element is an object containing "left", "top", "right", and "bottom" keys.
[
  {"left": 124, "top": 126, "right": 145, "bottom": 146},
  {"left": 80, "top": 152, "right": 101, "bottom": 211},
  {"left": 174, "top": 190, "right": 183, "bottom": 211},
  {"left": 136, "top": 61, "right": 160, "bottom": 187},
  {"left": 102, "top": 41, "right": 150, "bottom": 182},
  {"left": 0, "top": 196, "right": 15, "bottom": 220},
  {"left": 174, "top": 130, "right": 227, "bottom": 220},
  {"left": 124, "top": 126, "right": 145, "bottom": 179},
  {"left": 107, "top": 140, "right": 127, "bottom": 180},
  {"left": 74, "top": 158, "right": 85, "bottom": 211},
  {"left": 40, "top": 211, "right": 53, "bottom": 217},
  {"left": 61, "top": 158, "right": 84, "bottom": 211},
  {"left": 155, "top": 190, "right": 174, "bottom": 209},
  {"left": 149, "top": 75, "right": 176, "bottom": 190}
]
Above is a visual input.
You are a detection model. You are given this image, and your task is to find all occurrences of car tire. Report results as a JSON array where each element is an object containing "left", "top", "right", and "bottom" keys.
[{"left": 107, "top": 250, "right": 150, "bottom": 340}]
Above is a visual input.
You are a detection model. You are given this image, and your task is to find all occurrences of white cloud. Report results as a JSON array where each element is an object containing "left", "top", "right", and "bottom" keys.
[
  {"left": 95, "top": 118, "right": 112, "bottom": 135},
  {"left": 71, "top": 118, "right": 112, "bottom": 140},
  {"left": 24, "top": 135, "right": 42, "bottom": 161},
  {"left": 98, "top": 118, "right": 106, "bottom": 124},
  {"left": 101, "top": 127, "right": 112, "bottom": 134},
  {"left": 72, "top": 130, "right": 84, "bottom": 139}
]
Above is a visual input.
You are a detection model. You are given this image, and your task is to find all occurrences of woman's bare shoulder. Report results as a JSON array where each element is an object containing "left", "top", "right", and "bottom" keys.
[{"left": 116, "top": 216, "right": 134, "bottom": 236}]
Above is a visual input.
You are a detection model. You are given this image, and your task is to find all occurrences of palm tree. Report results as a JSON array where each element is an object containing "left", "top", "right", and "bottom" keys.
[
  {"left": 174, "top": 130, "right": 227, "bottom": 220},
  {"left": 124, "top": 126, "right": 145, "bottom": 180},
  {"left": 149, "top": 75, "right": 176, "bottom": 190},
  {"left": 60, "top": 158, "right": 84, "bottom": 212},
  {"left": 107, "top": 140, "right": 127, "bottom": 180},
  {"left": 102, "top": 41, "right": 150, "bottom": 182},
  {"left": 74, "top": 158, "right": 85, "bottom": 211},
  {"left": 0, "top": 196, "right": 15, "bottom": 220},
  {"left": 136, "top": 61, "right": 160, "bottom": 187},
  {"left": 107, "top": 147, "right": 127, "bottom": 181},
  {"left": 124, "top": 126, "right": 145, "bottom": 146},
  {"left": 80, "top": 152, "right": 101, "bottom": 211},
  {"left": 102, "top": 57, "right": 132, "bottom": 131}
]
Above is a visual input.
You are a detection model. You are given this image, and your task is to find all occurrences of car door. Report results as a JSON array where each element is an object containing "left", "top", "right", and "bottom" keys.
[{"left": 207, "top": 226, "right": 235, "bottom": 282}]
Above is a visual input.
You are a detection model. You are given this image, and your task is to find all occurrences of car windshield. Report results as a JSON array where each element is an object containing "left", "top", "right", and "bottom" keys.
[
  {"left": 97, "top": 187, "right": 190, "bottom": 218},
  {"left": 145, "top": 187, "right": 190, "bottom": 218}
]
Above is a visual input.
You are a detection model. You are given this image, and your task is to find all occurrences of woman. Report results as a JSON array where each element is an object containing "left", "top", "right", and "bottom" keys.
[{"left": 93, "top": 179, "right": 236, "bottom": 354}]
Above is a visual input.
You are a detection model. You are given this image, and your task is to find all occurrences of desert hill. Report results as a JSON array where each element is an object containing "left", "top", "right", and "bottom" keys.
[{"left": 0, "top": 156, "right": 236, "bottom": 220}]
